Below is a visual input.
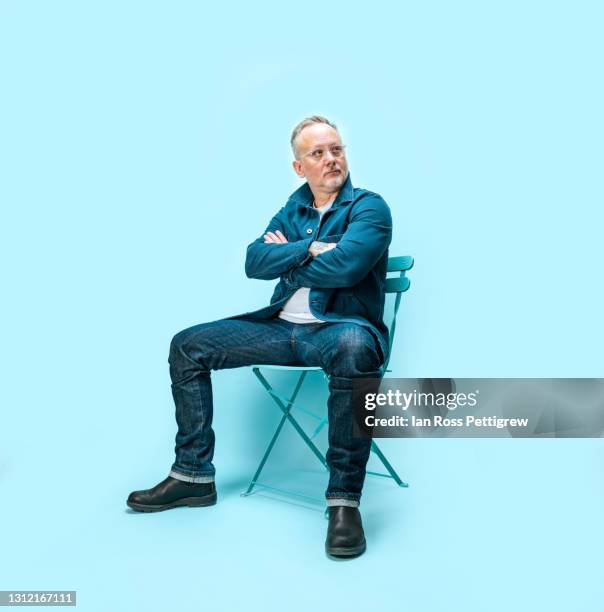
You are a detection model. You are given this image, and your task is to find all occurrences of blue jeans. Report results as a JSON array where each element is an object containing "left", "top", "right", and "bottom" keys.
[{"left": 167, "top": 317, "right": 383, "bottom": 506}]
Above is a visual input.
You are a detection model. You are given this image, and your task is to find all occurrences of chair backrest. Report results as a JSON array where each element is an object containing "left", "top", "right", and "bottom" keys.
[{"left": 383, "top": 255, "right": 414, "bottom": 371}]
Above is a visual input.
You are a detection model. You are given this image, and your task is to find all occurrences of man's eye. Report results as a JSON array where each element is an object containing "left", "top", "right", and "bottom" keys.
[{"left": 311, "top": 149, "right": 323, "bottom": 158}]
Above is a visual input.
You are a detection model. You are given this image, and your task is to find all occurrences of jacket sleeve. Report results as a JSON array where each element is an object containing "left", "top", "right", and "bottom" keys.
[
  {"left": 287, "top": 194, "right": 392, "bottom": 289},
  {"left": 245, "top": 206, "right": 313, "bottom": 280}
]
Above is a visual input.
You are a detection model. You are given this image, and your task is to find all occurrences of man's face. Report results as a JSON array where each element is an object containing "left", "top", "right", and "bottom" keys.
[{"left": 292, "top": 123, "right": 348, "bottom": 196}]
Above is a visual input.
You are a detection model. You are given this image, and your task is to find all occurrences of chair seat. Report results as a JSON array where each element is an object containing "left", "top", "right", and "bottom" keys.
[{"left": 250, "top": 365, "right": 323, "bottom": 371}]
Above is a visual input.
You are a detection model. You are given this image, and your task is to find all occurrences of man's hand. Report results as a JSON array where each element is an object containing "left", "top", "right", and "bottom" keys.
[
  {"left": 309, "top": 241, "right": 337, "bottom": 257},
  {"left": 264, "top": 230, "right": 288, "bottom": 244}
]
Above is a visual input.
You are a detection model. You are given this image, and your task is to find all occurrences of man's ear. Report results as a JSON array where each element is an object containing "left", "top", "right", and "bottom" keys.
[{"left": 292, "top": 159, "right": 305, "bottom": 178}]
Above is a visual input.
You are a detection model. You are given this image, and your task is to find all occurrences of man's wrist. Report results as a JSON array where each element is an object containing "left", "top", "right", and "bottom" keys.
[{"left": 309, "top": 241, "right": 337, "bottom": 257}]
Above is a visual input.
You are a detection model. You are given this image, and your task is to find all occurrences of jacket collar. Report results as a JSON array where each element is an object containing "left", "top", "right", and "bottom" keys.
[{"left": 288, "top": 172, "right": 354, "bottom": 209}]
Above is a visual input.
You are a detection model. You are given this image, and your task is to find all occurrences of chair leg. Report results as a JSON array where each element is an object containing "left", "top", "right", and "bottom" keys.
[
  {"left": 254, "top": 369, "right": 327, "bottom": 468},
  {"left": 242, "top": 411, "right": 289, "bottom": 496},
  {"left": 370, "top": 440, "right": 409, "bottom": 487},
  {"left": 243, "top": 369, "right": 328, "bottom": 496},
  {"left": 310, "top": 418, "right": 328, "bottom": 440},
  {"left": 243, "top": 368, "right": 409, "bottom": 499}
]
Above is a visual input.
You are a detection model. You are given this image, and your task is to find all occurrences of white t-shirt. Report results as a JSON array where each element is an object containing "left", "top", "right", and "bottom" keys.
[{"left": 279, "top": 201, "right": 333, "bottom": 324}]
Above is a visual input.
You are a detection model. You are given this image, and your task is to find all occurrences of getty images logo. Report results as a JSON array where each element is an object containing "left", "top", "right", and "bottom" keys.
[{"left": 364, "top": 388, "right": 479, "bottom": 411}]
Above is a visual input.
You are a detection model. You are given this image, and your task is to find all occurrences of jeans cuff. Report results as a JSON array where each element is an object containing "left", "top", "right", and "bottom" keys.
[
  {"left": 169, "top": 470, "right": 215, "bottom": 484},
  {"left": 326, "top": 498, "right": 360, "bottom": 508}
]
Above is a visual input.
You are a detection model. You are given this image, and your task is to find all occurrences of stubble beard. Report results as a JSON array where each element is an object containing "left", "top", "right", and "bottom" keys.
[{"left": 325, "top": 170, "right": 346, "bottom": 192}]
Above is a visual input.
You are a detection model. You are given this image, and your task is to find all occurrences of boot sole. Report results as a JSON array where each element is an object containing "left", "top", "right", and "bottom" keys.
[
  {"left": 127, "top": 492, "right": 217, "bottom": 513},
  {"left": 326, "top": 539, "right": 367, "bottom": 557}
]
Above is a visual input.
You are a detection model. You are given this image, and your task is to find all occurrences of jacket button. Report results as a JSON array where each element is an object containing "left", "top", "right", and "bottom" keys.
[{"left": 306, "top": 228, "right": 313, "bottom": 234}]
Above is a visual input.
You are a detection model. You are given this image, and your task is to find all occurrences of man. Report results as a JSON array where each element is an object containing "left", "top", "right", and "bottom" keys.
[{"left": 127, "top": 116, "right": 393, "bottom": 558}]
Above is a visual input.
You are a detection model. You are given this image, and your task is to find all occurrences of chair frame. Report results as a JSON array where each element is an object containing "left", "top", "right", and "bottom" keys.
[{"left": 241, "top": 255, "right": 414, "bottom": 504}]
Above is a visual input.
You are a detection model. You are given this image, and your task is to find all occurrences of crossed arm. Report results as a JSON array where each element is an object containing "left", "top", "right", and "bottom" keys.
[
  {"left": 245, "top": 194, "right": 392, "bottom": 288},
  {"left": 263, "top": 229, "right": 337, "bottom": 256},
  {"left": 244, "top": 207, "right": 312, "bottom": 280}
]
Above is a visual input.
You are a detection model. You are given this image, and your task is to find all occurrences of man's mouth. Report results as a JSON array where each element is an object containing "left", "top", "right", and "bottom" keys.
[{"left": 325, "top": 170, "right": 341, "bottom": 176}]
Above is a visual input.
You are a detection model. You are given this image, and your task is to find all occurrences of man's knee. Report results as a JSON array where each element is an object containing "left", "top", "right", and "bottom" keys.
[
  {"left": 327, "top": 326, "right": 381, "bottom": 377},
  {"left": 169, "top": 328, "right": 191, "bottom": 363},
  {"left": 169, "top": 324, "right": 210, "bottom": 374}
]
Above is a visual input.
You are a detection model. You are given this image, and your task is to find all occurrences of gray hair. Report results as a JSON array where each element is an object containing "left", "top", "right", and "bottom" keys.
[{"left": 290, "top": 115, "right": 338, "bottom": 158}]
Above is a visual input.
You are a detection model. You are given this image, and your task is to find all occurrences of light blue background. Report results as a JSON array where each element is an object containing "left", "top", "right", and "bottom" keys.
[{"left": 1, "top": 1, "right": 602, "bottom": 611}]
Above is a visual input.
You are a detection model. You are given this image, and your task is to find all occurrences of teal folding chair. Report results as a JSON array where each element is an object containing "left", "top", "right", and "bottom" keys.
[{"left": 242, "top": 255, "right": 414, "bottom": 503}]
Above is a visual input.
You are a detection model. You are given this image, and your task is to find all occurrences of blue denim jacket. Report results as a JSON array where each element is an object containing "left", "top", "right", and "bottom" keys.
[{"left": 236, "top": 173, "right": 392, "bottom": 363}]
